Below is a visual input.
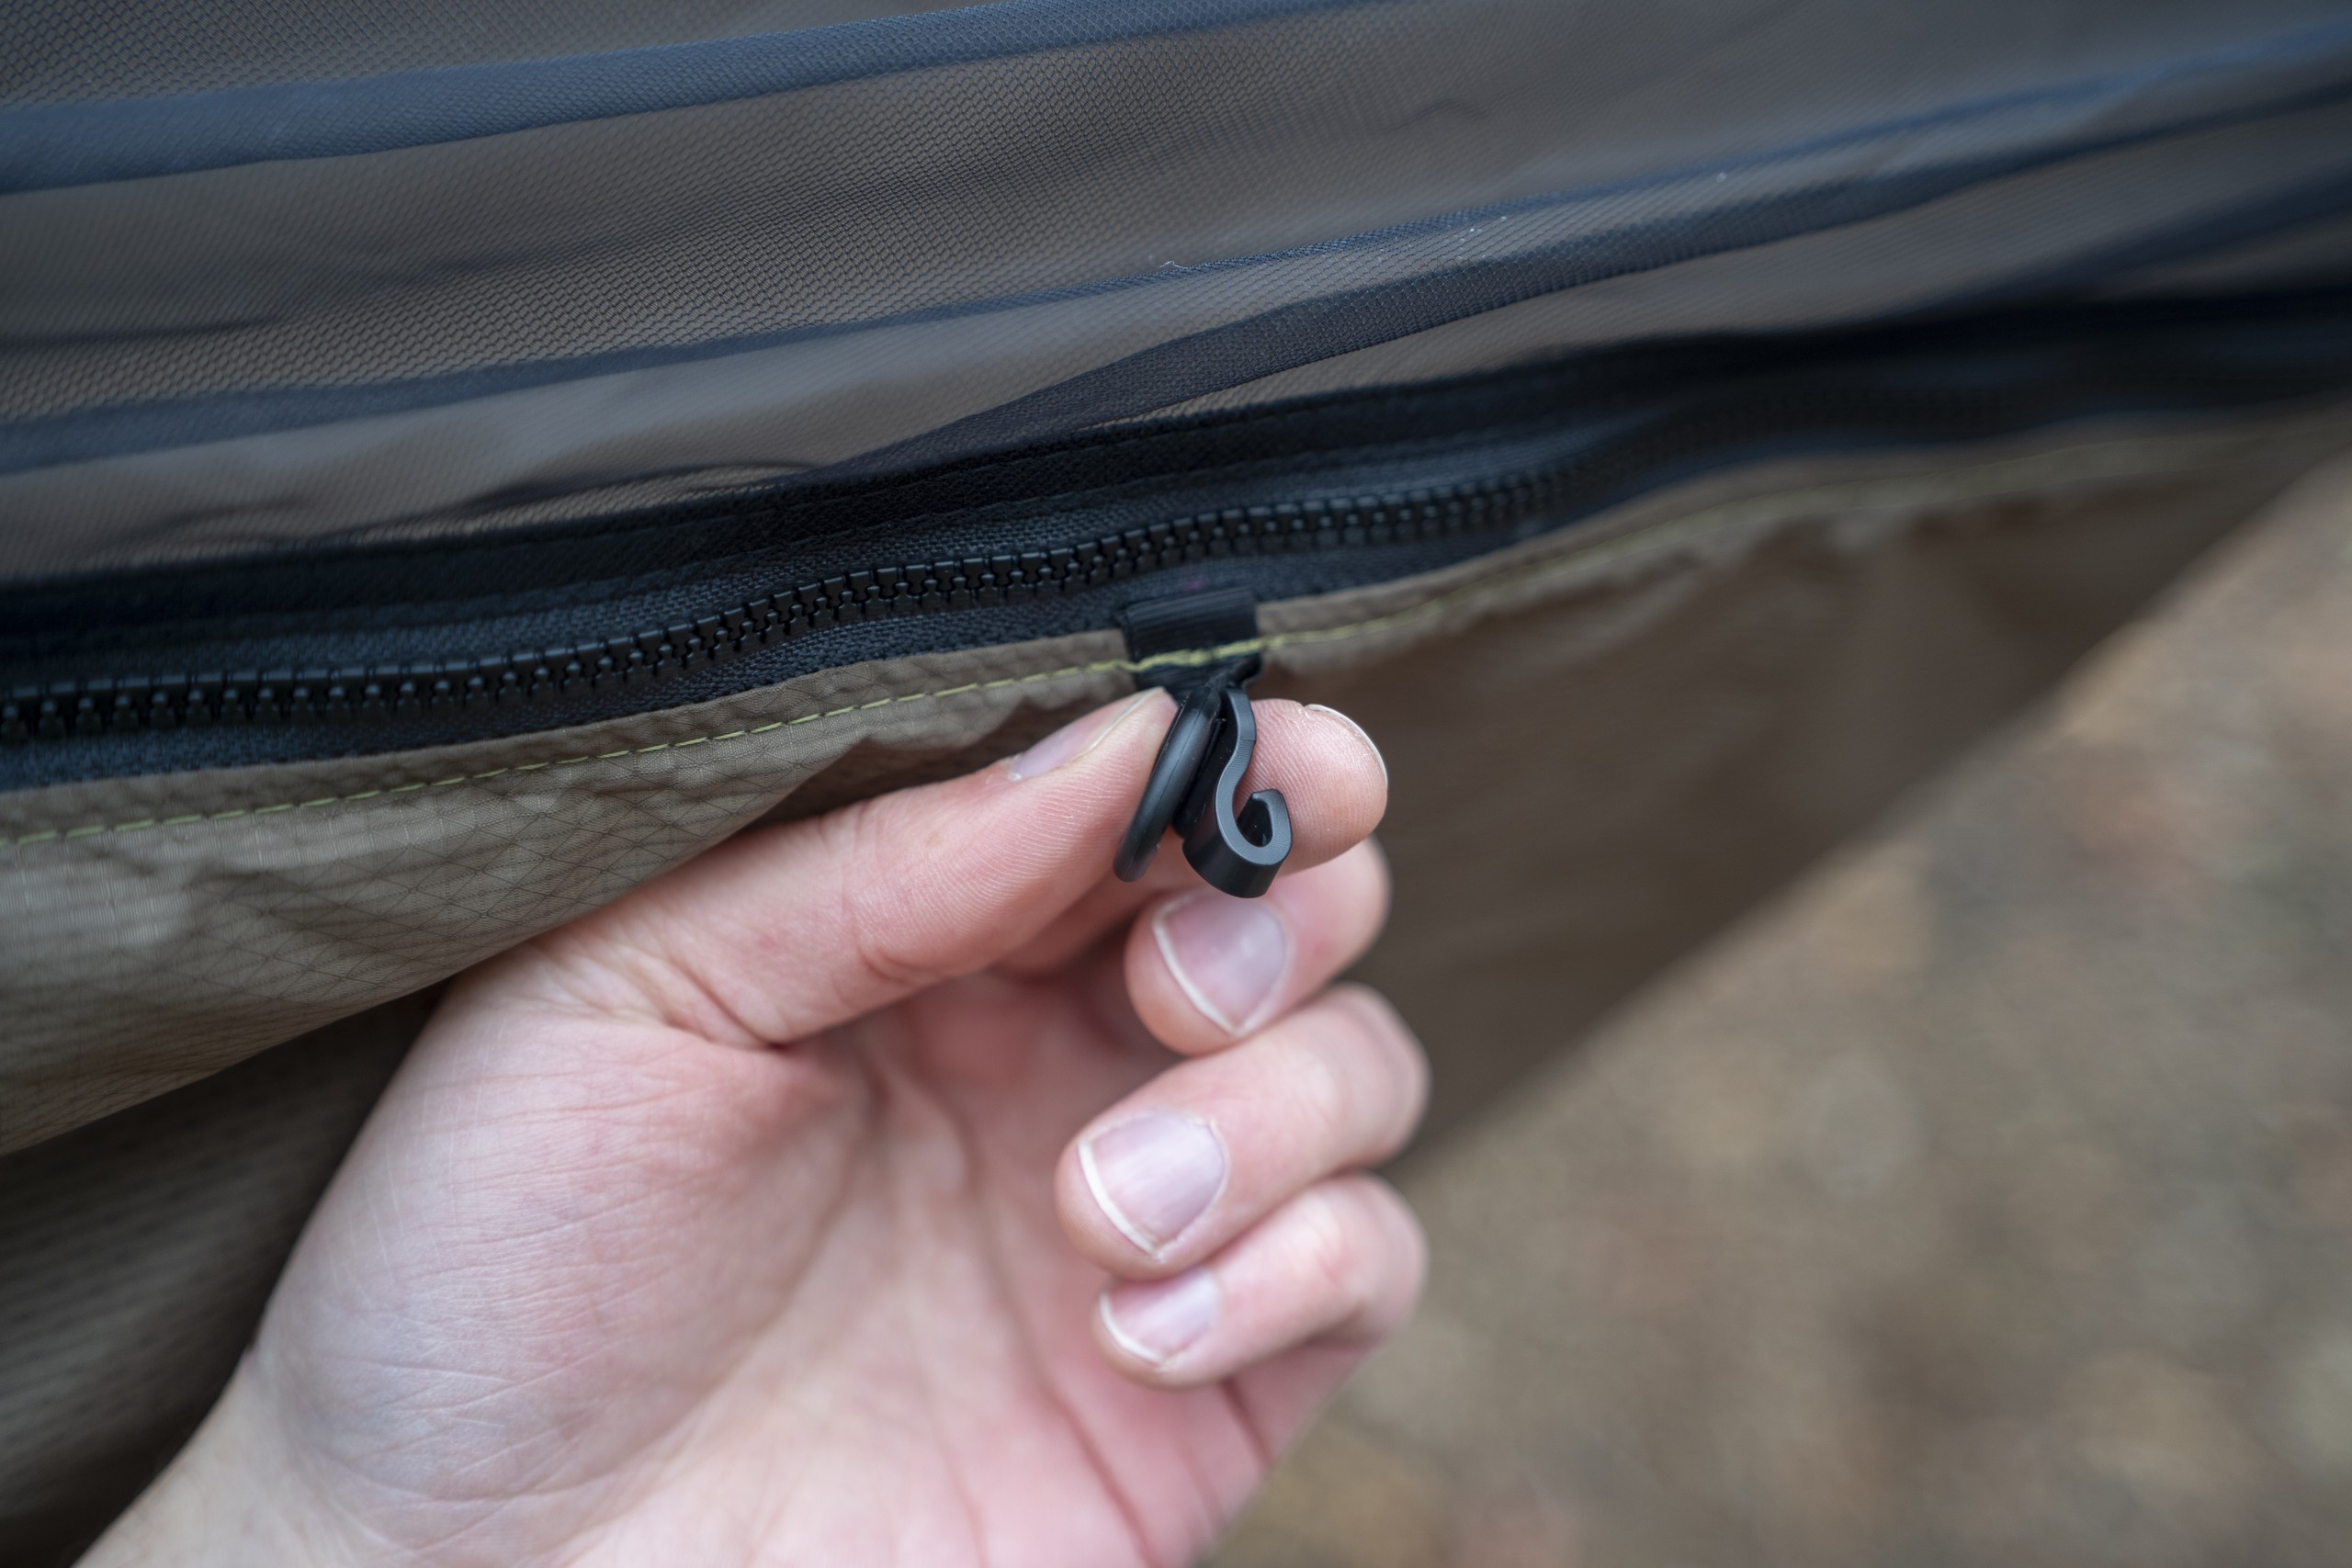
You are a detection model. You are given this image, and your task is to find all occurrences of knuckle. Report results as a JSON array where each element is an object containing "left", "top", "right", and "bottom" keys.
[
  {"left": 820, "top": 797, "right": 950, "bottom": 1000},
  {"left": 1338, "top": 835, "right": 1394, "bottom": 906},
  {"left": 1379, "top": 1022, "right": 1431, "bottom": 1149},
  {"left": 1326, "top": 980, "right": 1408, "bottom": 1040},
  {"left": 1372, "top": 1179, "right": 1430, "bottom": 1292},
  {"left": 1287, "top": 1028, "right": 1358, "bottom": 1156},
  {"left": 1289, "top": 1186, "right": 1365, "bottom": 1307},
  {"left": 1330, "top": 1177, "right": 1425, "bottom": 1336},
  {"left": 1306, "top": 986, "right": 1428, "bottom": 1156}
]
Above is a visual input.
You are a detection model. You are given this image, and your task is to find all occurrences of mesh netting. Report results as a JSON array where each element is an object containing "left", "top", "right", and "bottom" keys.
[{"left": 2, "top": 0, "right": 2350, "bottom": 573}]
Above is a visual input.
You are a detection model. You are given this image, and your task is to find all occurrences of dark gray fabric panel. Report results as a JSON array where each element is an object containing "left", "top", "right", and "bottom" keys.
[
  {"left": 11, "top": 99, "right": 2352, "bottom": 578},
  {"left": 0, "top": 0, "right": 1368, "bottom": 190},
  {"left": 0, "top": 2, "right": 963, "bottom": 107}
]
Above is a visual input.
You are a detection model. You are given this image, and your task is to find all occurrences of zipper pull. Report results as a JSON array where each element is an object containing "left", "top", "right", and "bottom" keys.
[{"left": 1113, "top": 592, "right": 1292, "bottom": 898}]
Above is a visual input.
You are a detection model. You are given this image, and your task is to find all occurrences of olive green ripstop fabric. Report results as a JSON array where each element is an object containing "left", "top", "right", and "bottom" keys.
[
  {"left": 4, "top": 403, "right": 2350, "bottom": 1563},
  {"left": 6, "top": 404, "right": 2350, "bottom": 1157},
  {"left": 0, "top": 995, "right": 430, "bottom": 1568}
]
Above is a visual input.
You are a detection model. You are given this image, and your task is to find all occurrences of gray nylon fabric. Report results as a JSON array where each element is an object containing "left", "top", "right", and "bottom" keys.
[
  {"left": 0, "top": 3, "right": 964, "bottom": 104},
  {"left": 5, "top": 0, "right": 2352, "bottom": 576},
  {"left": 16, "top": 98, "right": 2352, "bottom": 571},
  {"left": 0, "top": 629, "right": 1136, "bottom": 1155},
  {"left": 4, "top": 407, "right": 2346, "bottom": 1158}
]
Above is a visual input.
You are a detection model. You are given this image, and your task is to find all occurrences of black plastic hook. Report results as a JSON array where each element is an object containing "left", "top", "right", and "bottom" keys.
[{"left": 1114, "top": 658, "right": 1291, "bottom": 897}]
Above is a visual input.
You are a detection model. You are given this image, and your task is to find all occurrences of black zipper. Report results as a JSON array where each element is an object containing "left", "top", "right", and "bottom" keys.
[
  {"left": 0, "top": 467, "right": 1553, "bottom": 743},
  {"left": 10, "top": 288, "right": 2352, "bottom": 784}
]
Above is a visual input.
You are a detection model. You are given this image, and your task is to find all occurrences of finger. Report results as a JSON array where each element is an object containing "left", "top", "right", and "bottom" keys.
[
  {"left": 1123, "top": 838, "right": 1389, "bottom": 1052},
  {"left": 1057, "top": 985, "right": 1427, "bottom": 1274},
  {"left": 992, "top": 837, "right": 1204, "bottom": 980},
  {"left": 508, "top": 687, "right": 1388, "bottom": 1046},
  {"left": 504, "top": 686, "right": 1170, "bottom": 1042},
  {"left": 995, "top": 700, "right": 1389, "bottom": 979},
  {"left": 1092, "top": 1175, "right": 1427, "bottom": 1389}
]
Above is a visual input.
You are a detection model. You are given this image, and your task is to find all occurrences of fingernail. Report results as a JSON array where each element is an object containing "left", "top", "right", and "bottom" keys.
[
  {"left": 1006, "top": 691, "right": 1153, "bottom": 781},
  {"left": 1080, "top": 1111, "right": 1227, "bottom": 1253},
  {"left": 1101, "top": 1268, "right": 1220, "bottom": 1365},
  {"left": 1152, "top": 891, "right": 1290, "bottom": 1034},
  {"left": 1306, "top": 704, "right": 1387, "bottom": 789}
]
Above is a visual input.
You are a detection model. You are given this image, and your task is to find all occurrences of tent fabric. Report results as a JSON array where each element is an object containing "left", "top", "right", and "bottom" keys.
[
  {"left": 6, "top": 1, "right": 2352, "bottom": 578},
  {"left": 7, "top": 5, "right": 2352, "bottom": 1559},
  {"left": 0, "top": 3, "right": 969, "bottom": 106},
  {"left": 6, "top": 401, "right": 2347, "bottom": 1156},
  {"left": 10, "top": 289, "right": 2352, "bottom": 801},
  {"left": 10, "top": 433, "right": 2352, "bottom": 1564},
  {"left": 0, "top": 998, "right": 424, "bottom": 1568}
]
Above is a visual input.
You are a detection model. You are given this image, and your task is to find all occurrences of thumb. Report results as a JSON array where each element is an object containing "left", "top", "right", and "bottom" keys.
[{"left": 496, "top": 685, "right": 1389, "bottom": 1045}]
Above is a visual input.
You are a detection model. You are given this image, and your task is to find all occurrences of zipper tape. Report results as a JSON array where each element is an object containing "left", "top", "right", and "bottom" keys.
[
  {"left": 0, "top": 472, "right": 1542, "bottom": 743},
  {"left": 13, "top": 288, "right": 2352, "bottom": 791},
  {"left": 14, "top": 404, "right": 2332, "bottom": 851}
]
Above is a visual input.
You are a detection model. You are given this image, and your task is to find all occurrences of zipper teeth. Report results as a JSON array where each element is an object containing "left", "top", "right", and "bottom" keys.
[{"left": 2, "top": 469, "right": 1558, "bottom": 742}]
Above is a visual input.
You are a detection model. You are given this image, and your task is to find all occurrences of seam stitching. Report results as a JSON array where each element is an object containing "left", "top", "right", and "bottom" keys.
[
  {"left": 0, "top": 423, "right": 2311, "bottom": 851},
  {"left": 0, "top": 589, "right": 1468, "bottom": 850}
]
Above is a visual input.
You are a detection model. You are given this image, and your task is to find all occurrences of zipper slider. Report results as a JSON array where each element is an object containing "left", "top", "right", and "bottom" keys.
[{"left": 1113, "top": 592, "right": 1292, "bottom": 898}]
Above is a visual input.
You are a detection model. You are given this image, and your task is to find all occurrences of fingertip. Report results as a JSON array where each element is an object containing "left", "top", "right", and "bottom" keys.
[
  {"left": 1094, "top": 1266, "right": 1222, "bottom": 1376},
  {"left": 1244, "top": 700, "right": 1387, "bottom": 868},
  {"left": 1002, "top": 687, "right": 1172, "bottom": 783},
  {"left": 1125, "top": 840, "right": 1393, "bottom": 1055},
  {"left": 1145, "top": 888, "right": 1293, "bottom": 1042},
  {"left": 1305, "top": 704, "right": 1387, "bottom": 792},
  {"left": 1058, "top": 1105, "right": 1232, "bottom": 1279},
  {"left": 1093, "top": 1175, "right": 1428, "bottom": 1390},
  {"left": 1061, "top": 978, "right": 1430, "bottom": 1296}
]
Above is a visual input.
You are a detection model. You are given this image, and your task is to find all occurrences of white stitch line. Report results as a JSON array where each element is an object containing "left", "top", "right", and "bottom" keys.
[{"left": 2, "top": 623, "right": 1459, "bottom": 849}]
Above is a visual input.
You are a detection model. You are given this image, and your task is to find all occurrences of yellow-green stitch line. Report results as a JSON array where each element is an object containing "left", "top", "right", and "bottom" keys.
[
  {"left": 0, "top": 603, "right": 1434, "bottom": 851},
  {"left": 1, "top": 424, "right": 2264, "bottom": 852},
  {"left": 3, "top": 655, "right": 1134, "bottom": 849}
]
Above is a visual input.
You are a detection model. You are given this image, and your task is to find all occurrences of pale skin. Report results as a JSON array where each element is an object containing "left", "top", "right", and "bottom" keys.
[{"left": 87, "top": 688, "right": 1428, "bottom": 1568}]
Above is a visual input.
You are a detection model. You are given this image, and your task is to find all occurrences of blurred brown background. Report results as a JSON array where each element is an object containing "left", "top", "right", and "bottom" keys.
[{"left": 1211, "top": 466, "right": 2352, "bottom": 1567}]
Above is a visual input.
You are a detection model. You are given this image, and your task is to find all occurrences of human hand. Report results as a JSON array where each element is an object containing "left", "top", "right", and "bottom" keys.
[{"left": 87, "top": 689, "right": 1425, "bottom": 1568}]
